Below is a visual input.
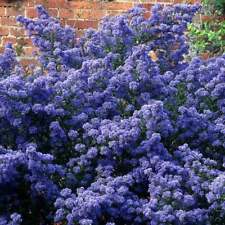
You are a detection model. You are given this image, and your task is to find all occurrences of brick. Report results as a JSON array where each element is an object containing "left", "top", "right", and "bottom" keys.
[
  {"left": 139, "top": 3, "right": 154, "bottom": 10},
  {"left": 24, "top": 1, "right": 35, "bottom": 7},
  {"left": 34, "top": 0, "right": 67, "bottom": 8},
  {"left": 26, "top": 7, "right": 37, "bottom": 18},
  {"left": 19, "top": 57, "right": 38, "bottom": 68},
  {"left": 47, "top": 0, "right": 67, "bottom": 8},
  {"left": 0, "top": 46, "right": 4, "bottom": 52},
  {"left": 66, "top": 19, "right": 76, "bottom": 27},
  {"left": 0, "top": 17, "right": 16, "bottom": 26},
  {"left": 16, "top": 37, "right": 29, "bottom": 45},
  {"left": 144, "top": 11, "right": 151, "bottom": 19},
  {"left": 0, "top": 26, "right": 9, "bottom": 36},
  {"left": 23, "top": 47, "right": 35, "bottom": 56},
  {"left": 69, "top": 1, "right": 101, "bottom": 10},
  {"left": 6, "top": 6, "right": 24, "bottom": 17},
  {"left": 22, "top": 38, "right": 33, "bottom": 46},
  {"left": 103, "top": 2, "right": 133, "bottom": 11},
  {"left": 75, "top": 9, "right": 107, "bottom": 20},
  {"left": 10, "top": 27, "right": 25, "bottom": 36},
  {"left": 1, "top": 36, "right": 17, "bottom": 46},
  {"left": 92, "top": 9, "right": 107, "bottom": 20},
  {"left": 59, "top": 8, "right": 74, "bottom": 18},
  {"left": 74, "top": 20, "right": 99, "bottom": 29},
  {"left": 0, "top": 1, "right": 14, "bottom": 7},
  {"left": 49, "top": 8, "right": 58, "bottom": 17},
  {"left": 106, "top": 10, "right": 121, "bottom": 17},
  {"left": 14, "top": 37, "right": 33, "bottom": 46},
  {"left": 0, "top": 6, "right": 5, "bottom": 16},
  {"left": 73, "top": 9, "right": 84, "bottom": 19}
]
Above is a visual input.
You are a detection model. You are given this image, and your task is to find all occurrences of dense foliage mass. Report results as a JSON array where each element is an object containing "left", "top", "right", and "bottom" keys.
[{"left": 0, "top": 4, "right": 224, "bottom": 225}]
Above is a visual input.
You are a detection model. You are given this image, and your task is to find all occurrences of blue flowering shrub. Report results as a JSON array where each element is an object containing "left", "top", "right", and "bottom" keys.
[{"left": 0, "top": 3, "right": 224, "bottom": 225}]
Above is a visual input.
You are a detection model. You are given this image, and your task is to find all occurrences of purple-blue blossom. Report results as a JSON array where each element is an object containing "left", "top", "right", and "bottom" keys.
[{"left": 0, "top": 3, "right": 224, "bottom": 225}]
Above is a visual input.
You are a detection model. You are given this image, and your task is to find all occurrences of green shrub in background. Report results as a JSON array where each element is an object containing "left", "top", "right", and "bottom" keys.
[
  {"left": 188, "top": 20, "right": 225, "bottom": 57},
  {"left": 215, "top": 0, "right": 225, "bottom": 14},
  {"left": 202, "top": 0, "right": 225, "bottom": 15},
  {"left": 187, "top": 0, "right": 225, "bottom": 58}
]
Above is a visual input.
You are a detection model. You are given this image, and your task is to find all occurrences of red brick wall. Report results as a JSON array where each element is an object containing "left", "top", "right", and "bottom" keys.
[{"left": 0, "top": 0, "right": 196, "bottom": 65}]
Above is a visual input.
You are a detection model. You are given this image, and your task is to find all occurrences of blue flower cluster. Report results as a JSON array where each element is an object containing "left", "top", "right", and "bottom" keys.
[
  {"left": 0, "top": 44, "right": 18, "bottom": 78},
  {"left": 0, "top": 3, "right": 224, "bottom": 225}
]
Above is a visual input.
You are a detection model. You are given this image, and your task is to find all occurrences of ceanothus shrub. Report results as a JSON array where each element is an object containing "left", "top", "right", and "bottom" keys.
[{"left": 0, "top": 3, "right": 224, "bottom": 225}]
